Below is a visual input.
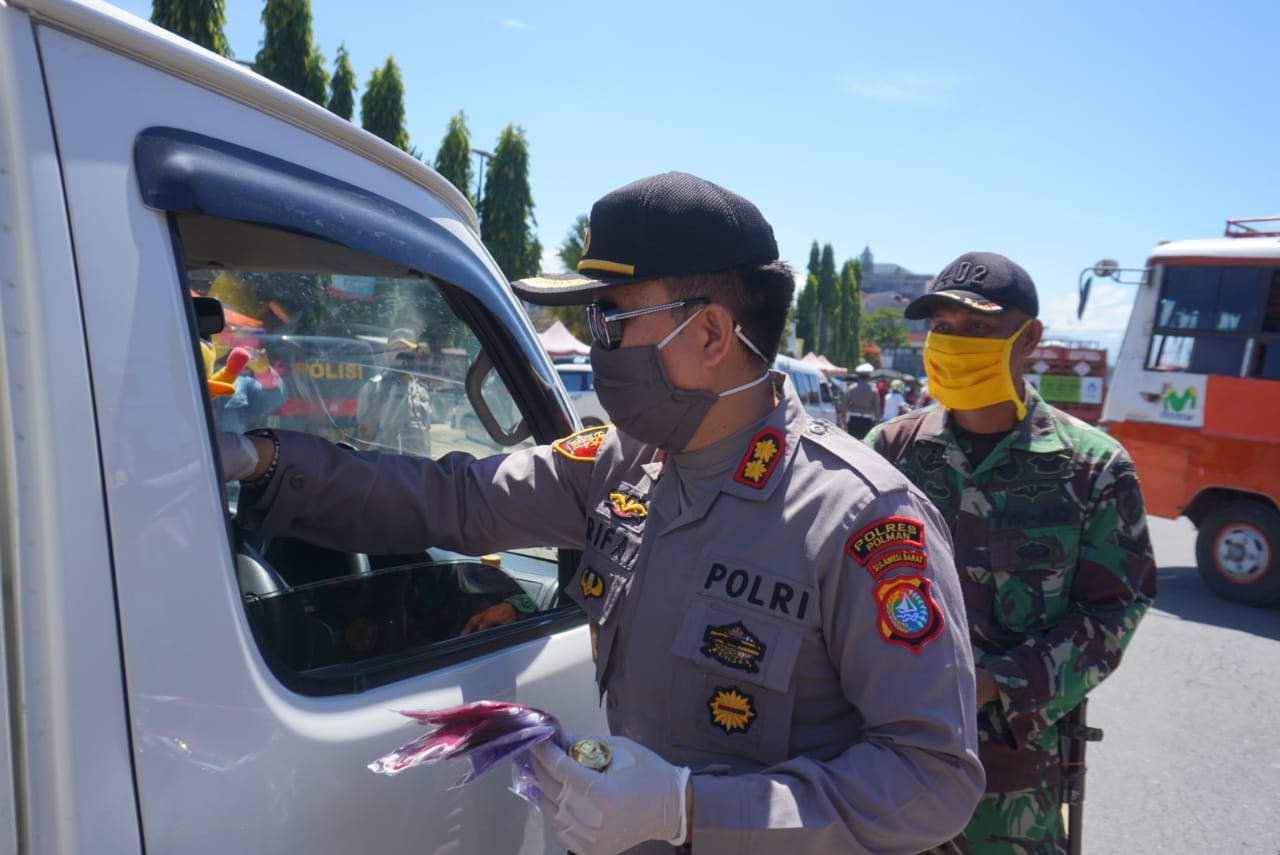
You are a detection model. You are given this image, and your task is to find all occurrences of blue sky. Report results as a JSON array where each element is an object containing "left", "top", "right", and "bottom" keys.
[{"left": 112, "top": 0, "right": 1280, "bottom": 358}]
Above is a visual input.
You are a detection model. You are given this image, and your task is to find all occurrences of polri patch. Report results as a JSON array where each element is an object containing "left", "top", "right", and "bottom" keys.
[
  {"left": 863, "top": 547, "right": 927, "bottom": 580},
  {"left": 553, "top": 425, "right": 611, "bottom": 461},
  {"left": 609, "top": 492, "right": 648, "bottom": 519},
  {"left": 708, "top": 686, "right": 756, "bottom": 734},
  {"left": 700, "top": 621, "right": 766, "bottom": 674},
  {"left": 733, "top": 428, "right": 784, "bottom": 489},
  {"left": 874, "top": 574, "right": 943, "bottom": 653},
  {"left": 845, "top": 516, "right": 925, "bottom": 564},
  {"left": 579, "top": 568, "right": 606, "bottom": 599}
]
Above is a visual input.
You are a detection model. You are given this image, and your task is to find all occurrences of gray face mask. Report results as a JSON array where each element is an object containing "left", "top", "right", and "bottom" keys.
[{"left": 589, "top": 308, "right": 770, "bottom": 451}]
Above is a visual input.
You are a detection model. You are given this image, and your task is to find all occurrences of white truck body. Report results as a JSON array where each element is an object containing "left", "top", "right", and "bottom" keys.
[{"left": 0, "top": 1, "right": 604, "bottom": 851}]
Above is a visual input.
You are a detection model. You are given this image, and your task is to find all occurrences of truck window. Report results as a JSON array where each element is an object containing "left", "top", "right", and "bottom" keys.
[
  {"left": 137, "top": 128, "right": 577, "bottom": 696},
  {"left": 181, "top": 217, "right": 565, "bottom": 694},
  {"left": 1146, "top": 265, "right": 1277, "bottom": 377}
]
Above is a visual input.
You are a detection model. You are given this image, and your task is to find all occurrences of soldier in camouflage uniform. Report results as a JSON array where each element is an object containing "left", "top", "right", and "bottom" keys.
[{"left": 866, "top": 252, "right": 1157, "bottom": 855}]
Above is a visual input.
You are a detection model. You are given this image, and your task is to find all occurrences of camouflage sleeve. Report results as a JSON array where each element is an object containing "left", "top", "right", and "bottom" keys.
[{"left": 982, "top": 447, "right": 1157, "bottom": 748}]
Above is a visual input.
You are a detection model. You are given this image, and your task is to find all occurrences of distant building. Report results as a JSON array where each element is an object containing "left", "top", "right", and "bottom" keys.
[
  {"left": 858, "top": 246, "right": 931, "bottom": 356},
  {"left": 860, "top": 246, "right": 932, "bottom": 300}
]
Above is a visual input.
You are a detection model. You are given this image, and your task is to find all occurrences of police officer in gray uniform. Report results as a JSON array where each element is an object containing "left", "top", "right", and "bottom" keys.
[{"left": 223, "top": 172, "right": 983, "bottom": 854}]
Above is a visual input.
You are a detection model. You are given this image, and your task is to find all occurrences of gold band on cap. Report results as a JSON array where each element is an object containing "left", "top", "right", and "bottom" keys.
[{"left": 578, "top": 259, "right": 635, "bottom": 275}]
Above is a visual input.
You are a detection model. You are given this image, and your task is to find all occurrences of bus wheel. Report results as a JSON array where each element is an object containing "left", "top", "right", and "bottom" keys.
[{"left": 1195, "top": 504, "right": 1280, "bottom": 607}]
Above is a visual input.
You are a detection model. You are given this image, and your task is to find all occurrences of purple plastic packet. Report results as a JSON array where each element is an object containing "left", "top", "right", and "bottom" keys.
[{"left": 368, "top": 700, "right": 565, "bottom": 805}]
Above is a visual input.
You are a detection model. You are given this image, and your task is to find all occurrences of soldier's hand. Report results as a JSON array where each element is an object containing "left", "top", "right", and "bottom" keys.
[{"left": 975, "top": 667, "right": 1001, "bottom": 706}]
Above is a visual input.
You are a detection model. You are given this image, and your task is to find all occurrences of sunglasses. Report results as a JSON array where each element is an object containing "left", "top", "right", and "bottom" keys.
[{"left": 585, "top": 298, "right": 709, "bottom": 351}]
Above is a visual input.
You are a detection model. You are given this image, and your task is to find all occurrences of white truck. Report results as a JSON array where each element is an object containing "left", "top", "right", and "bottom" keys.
[{"left": 0, "top": 0, "right": 605, "bottom": 851}]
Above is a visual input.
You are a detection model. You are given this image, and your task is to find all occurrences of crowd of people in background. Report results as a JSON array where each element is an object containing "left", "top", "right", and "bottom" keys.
[{"left": 838, "top": 362, "right": 932, "bottom": 438}]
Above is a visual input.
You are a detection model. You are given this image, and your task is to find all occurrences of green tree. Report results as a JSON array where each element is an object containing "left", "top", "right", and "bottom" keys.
[
  {"left": 543, "top": 214, "right": 593, "bottom": 339},
  {"left": 360, "top": 57, "right": 410, "bottom": 151},
  {"left": 837, "top": 259, "right": 862, "bottom": 366},
  {"left": 817, "top": 243, "right": 838, "bottom": 353},
  {"left": 327, "top": 43, "right": 356, "bottom": 120},
  {"left": 433, "top": 111, "right": 473, "bottom": 203},
  {"left": 795, "top": 273, "right": 818, "bottom": 354},
  {"left": 478, "top": 124, "right": 541, "bottom": 280},
  {"left": 151, "top": 0, "right": 232, "bottom": 56},
  {"left": 557, "top": 214, "right": 590, "bottom": 272},
  {"left": 861, "top": 307, "right": 909, "bottom": 350},
  {"left": 254, "top": 0, "right": 327, "bottom": 105},
  {"left": 807, "top": 241, "right": 821, "bottom": 284}
]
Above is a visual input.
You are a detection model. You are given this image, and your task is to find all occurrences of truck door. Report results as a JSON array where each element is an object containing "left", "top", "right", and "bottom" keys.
[{"left": 36, "top": 11, "right": 601, "bottom": 854}]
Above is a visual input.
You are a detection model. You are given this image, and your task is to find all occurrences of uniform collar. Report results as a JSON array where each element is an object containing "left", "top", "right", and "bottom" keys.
[
  {"left": 646, "top": 372, "right": 801, "bottom": 531},
  {"left": 917, "top": 383, "right": 1069, "bottom": 455}
]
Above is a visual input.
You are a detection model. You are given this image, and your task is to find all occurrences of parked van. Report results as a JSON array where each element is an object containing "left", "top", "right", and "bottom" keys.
[
  {"left": 0, "top": 1, "right": 604, "bottom": 851},
  {"left": 773, "top": 354, "right": 843, "bottom": 424}
]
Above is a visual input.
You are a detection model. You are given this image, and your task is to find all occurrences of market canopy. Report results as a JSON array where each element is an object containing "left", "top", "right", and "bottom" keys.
[{"left": 538, "top": 319, "right": 590, "bottom": 356}]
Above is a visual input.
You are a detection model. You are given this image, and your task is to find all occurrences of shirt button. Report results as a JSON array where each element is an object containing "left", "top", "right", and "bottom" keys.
[
  {"left": 289, "top": 473, "right": 306, "bottom": 488},
  {"left": 810, "top": 423, "right": 827, "bottom": 435}
]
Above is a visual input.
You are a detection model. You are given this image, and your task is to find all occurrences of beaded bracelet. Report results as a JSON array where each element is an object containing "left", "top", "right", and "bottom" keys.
[{"left": 241, "top": 429, "right": 280, "bottom": 490}]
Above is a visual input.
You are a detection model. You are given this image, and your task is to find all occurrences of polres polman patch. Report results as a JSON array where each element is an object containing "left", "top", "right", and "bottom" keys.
[{"left": 845, "top": 516, "right": 925, "bottom": 564}]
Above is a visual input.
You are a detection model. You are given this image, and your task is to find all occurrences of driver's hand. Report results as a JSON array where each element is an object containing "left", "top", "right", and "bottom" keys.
[
  {"left": 217, "top": 431, "right": 260, "bottom": 482},
  {"left": 460, "top": 603, "right": 517, "bottom": 636}
]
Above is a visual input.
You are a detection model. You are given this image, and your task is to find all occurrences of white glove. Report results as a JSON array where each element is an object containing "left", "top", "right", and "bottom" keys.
[
  {"left": 216, "top": 431, "right": 259, "bottom": 482},
  {"left": 529, "top": 736, "right": 690, "bottom": 855}
]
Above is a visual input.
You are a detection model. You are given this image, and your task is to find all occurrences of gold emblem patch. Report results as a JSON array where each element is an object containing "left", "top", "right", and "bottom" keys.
[
  {"left": 733, "top": 428, "right": 784, "bottom": 489},
  {"left": 609, "top": 492, "right": 648, "bottom": 519},
  {"left": 579, "top": 568, "right": 605, "bottom": 599},
  {"left": 708, "top": 686, "right": 756, "bottom": 734},
  {"left": 553, "top": 425, "right": 611, "bottom": 461},
  {"left": 701, "top": 621, "right": 766, "bottom": 673}
]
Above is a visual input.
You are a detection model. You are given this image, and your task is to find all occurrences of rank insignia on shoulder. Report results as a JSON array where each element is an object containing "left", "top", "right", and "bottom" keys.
[
  {"left": 579, "top": 567, "right": 606, "bottom": 599},
  {"left": 609, "top": 492, "right": 648, "bottom": 519},
  {"left": 708, "top": 686, "right": 756, "bottom": 734},
  {"left": 874, "top": 574, "right": 943, "bottom": 653},
  {"left": 700, "top": 621, "right": 766, "bottom": 673},
  {"left": 845, "top": 516, "right": 925, "bottom": 565},
  {"left": 734, "top": 427, "right": 784, "bottom": 489},
  {"left": 553, "top": 425, "right": 612, "bottom": 461}
]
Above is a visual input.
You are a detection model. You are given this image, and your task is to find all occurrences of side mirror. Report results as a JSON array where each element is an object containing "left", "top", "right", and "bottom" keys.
[{"left": 193, "top": 296, "right": 226, "bottom": 336}]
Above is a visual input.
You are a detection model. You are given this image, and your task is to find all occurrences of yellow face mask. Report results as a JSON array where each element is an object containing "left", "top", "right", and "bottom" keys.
[{"left": 923, "top": 319, "right": 1033, "bottom": 420}]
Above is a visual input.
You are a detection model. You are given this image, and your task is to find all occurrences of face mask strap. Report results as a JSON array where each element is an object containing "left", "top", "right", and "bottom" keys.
[
  {"left": 717, "top": 371, "right": 771, "bottom": 399},
  {"left": 1001, "top": 318, "right": 1034, "bottom": 420},
  {"left": 657, "top": 305, "right": 706, "bottom": 350}
]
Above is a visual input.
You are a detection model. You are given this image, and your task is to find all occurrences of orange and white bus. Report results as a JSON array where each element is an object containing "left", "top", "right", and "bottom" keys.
[{"left": 1082, "top": 217, "right": 1280, "bottom": 606}]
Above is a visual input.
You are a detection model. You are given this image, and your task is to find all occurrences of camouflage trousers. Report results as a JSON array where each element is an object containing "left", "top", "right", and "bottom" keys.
[{"left": 923, "top": 784, "right": 1066, "bottom": 855}]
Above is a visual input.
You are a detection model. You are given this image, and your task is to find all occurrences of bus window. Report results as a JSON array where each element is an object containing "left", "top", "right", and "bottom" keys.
[
  {"left": 1147, "top": 333, "right": 1247, "bottom": 375},
  {"left": 1157, "top": 266, "right": 1263, "bottom": 331},
  {"left": 1265, "top": 271, "right": 1280, "bottom": 333}
]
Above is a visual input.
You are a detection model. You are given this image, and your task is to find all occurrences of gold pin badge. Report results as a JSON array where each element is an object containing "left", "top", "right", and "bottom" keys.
[{"left": 569, "top": 737, "right": 612, "bottom": 771}]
